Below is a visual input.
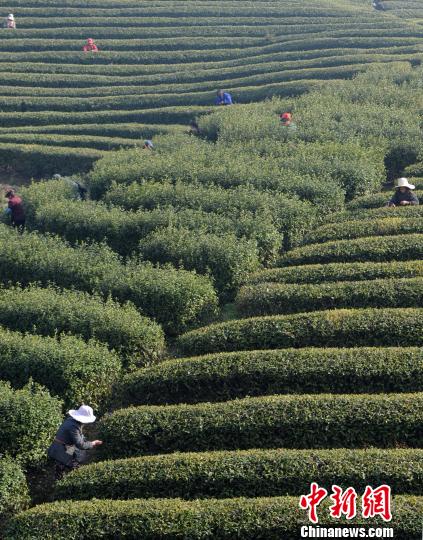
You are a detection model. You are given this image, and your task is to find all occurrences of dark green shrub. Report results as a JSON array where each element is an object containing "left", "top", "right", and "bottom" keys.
[
  {"left": 281, "top": 234, "right": 423, "bottom": 266},
  {"left": 0, "top": 458, "right": 29, "bottom": 525},
  {"left": 177, "top": 308, "right": 423, "bottom": 355},
  {"left": 236, "top": 277, "right": 423, "bottom": 317},
  {"left": 98, "top": 392, "right": 422, "bottom": 458},
  {"left": 0, "top": 381, "right": 62, "bottom": 466},
  {"left": 303, "top": 217, "right": 423, "bottom": 244},
  {"left": 245, "top": 260, "right": 423, "bottom": 286},
  {"left": 0, "top": 328, "right": 120, "bottom": 410},
  {"left": 0, "top": 225, "right": 218, "bottom": 335},
  {"left": 119, "top": 347, "right": 423, "bottom": 406},
  {"left": 139, "top": 227, "right": 260, "bottom": 299},
  {"left": 5, "top": 496, "right": 422, "bottom": 540},
  {"left": 56, "top": 448, "right": 423, "bottom": 501},
  {"left": 0, "top": 285, "right": 164, "bottom": 368}
]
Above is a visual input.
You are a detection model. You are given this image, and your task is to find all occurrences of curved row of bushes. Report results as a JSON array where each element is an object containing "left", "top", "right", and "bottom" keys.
[
  {"left": 0, "top": 285, "right": 164, "bottom": 367},
  {"left": 0, "top": 459, "right": 29, "bottom": 525},
  {"left": 245, "top": 259, "right": 423, "bottom": 286},
  {"left": 347, "top": 190, "right": 423, "bottom": 210},
  {"left": 0, "top": 226, "right": 218, "bottom": 335},
  {"left": 236, "top": 277, "right": 423, "bottom": 317},
  {"left": 56, "top": 448, "right": 423, "bottom": 501},
  {"left": 0, "top": 328, "right": 120, "bottom": 410},
  {"left": 0, "top": 381, "right": 62, "bottom": 466},
  {"left": 6, "top": 496, "right": 422, "bottom": 540},
  {"left": 177, "top": 308, "right": 423, "bottom": 355},
  {"left": 280, "top": 233, "right": 423, "bottom": 266},
  {"left": 119, "top": 347, "right": 423, "bottom": 406},
  {"left": 97, "top": 392, "right": 422, "bottom": 459},
  {"left": 303, "top": 217, "right": 423, "bottom": 244},
  {"left": 323, "top": 205, "right": 423, "bottom": 225}
]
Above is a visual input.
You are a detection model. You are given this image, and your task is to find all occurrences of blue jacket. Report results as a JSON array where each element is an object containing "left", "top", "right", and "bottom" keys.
[
  {"left": 48, "top": 416, "right": 93, "bottom": 466},
  {"left": 215, "top": 92, "right": 233, "bottom": 105}
]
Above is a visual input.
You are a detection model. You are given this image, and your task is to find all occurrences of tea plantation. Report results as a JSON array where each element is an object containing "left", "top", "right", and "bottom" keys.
[{"left": 0, "top": 0, "right": 422, "bottom": 537}]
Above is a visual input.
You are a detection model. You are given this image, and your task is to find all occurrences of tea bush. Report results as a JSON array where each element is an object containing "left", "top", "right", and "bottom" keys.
[
  {"left": 303, "top": 217, "right": 423, "bottom": 244},
  {"left": 280, "top": 233, "right": 423, "bottom": 266},
  {"left": 347, "top": 190, "right": 423, "bottom": 210},
  {"left": 177, "top": 308, "right": 423, "bottom": 355},
  {"left": 323, "top": 205, "right": 423, "bottom": 225},
  {"left": 5, "top": 496, "right": 422, "bottom": 540},
  {"left": 245, "top": 260, "right": 423, "bottom": 286},
  {"left": 0, "top": 285, "right": 164, "bottom": 367},
  {"left": 236, "top": 277, "right": 423, "bottom": 316},
  {"left": 0, "top": 225, "right": 218, "bottom": 335},
  {"left": 0, "top": 458, "right": 29, "bottom": 525},
  {"left": 56, "top": 448, "right": 423, "bottom": 501},
  {"left": 138, "top": 227, "right": 261, "bottom": 298},
  {"left": 0, "top": 329, "right": 120, "bottom": 410},
  {"left": 119, "top": 347, "right": 423, "bottom": 406},
  {"left": 98, "top": 393, "right": 423, "bottom": 458},
  {"left": 0, "top": 381, "right": 62, "bottom": 466}
]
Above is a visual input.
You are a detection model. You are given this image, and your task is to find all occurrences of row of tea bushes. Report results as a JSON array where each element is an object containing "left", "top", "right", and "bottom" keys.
[
  {"left": 0, "top": 381, "right": 62, "bottom": 466},
  {"left": 103, "top": 180, "right": 317, "bottom": 252},
  {"left": 97, "top": 392, "right": 422, "bottom": 459},
  {"left": 0, "top": 329, "right": 120, "bottom": 411},
  {"left": 119, "top": 347, "right": 423, "bottom": 406},
  {"left": 303, "top": 217, "right": 423, "bottom": 244},
  {"left": 0, "top": 458, "right": 29, "bottom": 525},
  {"left": 0, "top": 285, "right": 164, "bottom": 368},
  {"left": 347, "top": 190, "right": 423, "bottom": 210},
  {"left": 177, "top": 307, "right": 423, "bottom": 355},
  {"left": 280, "top": 233, "right": 423, "bottom": 266},
  {"left": 56, "top": 448, "right": 423, "bottom": 501},
  {"left": 235, "top": 277, "right": 423, "bottom": 317},
  {"left": 322, "top": 205, "right": 423, "bottom": 225},
  {"left": 5, "top": 496, "right": 422, "bottom": 540},
  {"left": 245, "top": 259, "right": 423, "bottom": 286},
  {"left": 0, "top": 226, "right": 218, "bottom": 335}
]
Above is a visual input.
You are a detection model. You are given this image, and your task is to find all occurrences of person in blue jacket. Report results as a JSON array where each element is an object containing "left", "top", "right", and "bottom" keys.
[
  {"left": 48, "top": 405, "right": 103, "bottom": 480},
  {"left": 215, "top": 89, "right": 233, "bottom": 105}
]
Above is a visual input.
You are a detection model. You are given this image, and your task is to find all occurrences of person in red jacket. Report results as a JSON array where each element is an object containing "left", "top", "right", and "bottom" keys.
[
  {"left": 83, "top": 38, "right": 98, "bottom": 52},
  {"left": 5, "top": 189, "right": 25, "bottom": 232}
]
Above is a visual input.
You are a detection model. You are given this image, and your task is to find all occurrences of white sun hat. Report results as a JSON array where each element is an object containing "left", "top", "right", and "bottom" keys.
[
  {"left": 7, "top": 14, "right": 14, "bottom": 20},
  {"left": 68, "top": 405, "right": 96, "bottom": 424},
  {"left": 396, "top": 177, "right": 415, "bottom": 190}
]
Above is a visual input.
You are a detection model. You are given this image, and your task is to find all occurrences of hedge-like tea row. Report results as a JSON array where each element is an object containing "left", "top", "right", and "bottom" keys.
[
  {"left": 0, "top": 458, "right": 29, "bottom": 524},
  {"left": 280, "top": 233, "right": 423, "bottom": 266},
  {"left": 347, "top": 190, "right": 423, "bottom": 210},
  {"left": 245, "top": 259, "right": 423, "bottom": 285},
  {"left": 303, "top": 217, "right": 423, "bottom": 244},
  {"left": 139, "top": 228, "right": 260, "bottom": 298},
  {"left": 119, "top": 347, "right": 423, "bottom": 406},
  {"left": 0, "top": 226, "right": 218, "bottom": 335},
  {"left": 98, "top": 392, "right": 423, "bottom": 459},
  {"left": 177, "top": 308, "right": 423, "bottom": 355},
  {"left": 103, "top": 181, "right": 317, "bottom": 251},
  {"left": 5, "top": 496, "right": 422, "bottom": 540},
  {"left": 236, "top": 277, "right": 423, "bottom": 317},
  {"left": 0, "top": 328, "right": 120, "bottom": 411},
  {"left": 323, "top": 205, "right": 423, "bottom": 225},
  {"left": 0, "top": 285, "right": 164, "bottom": 368},
  {"left": 56, "top": 448, "right": 423, "bottom": 501},
  {"left": 0, "top": 381, "right": 62, "bottom": 466}
]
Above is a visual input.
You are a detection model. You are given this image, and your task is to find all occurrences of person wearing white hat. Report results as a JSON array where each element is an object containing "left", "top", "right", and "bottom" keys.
[
  {"left": 387, "top": 178, "right": 419, "bottom": 207},
  {"left": 5, "top": 14, "right": 16, "bottom": 28},
  {"left": 48, "top": 405, "right": 103, "bottom": 480}
]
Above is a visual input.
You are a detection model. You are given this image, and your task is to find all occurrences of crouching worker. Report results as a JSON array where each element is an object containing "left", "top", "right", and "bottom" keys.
[
  {"left": 386, "top": 177, "right": 419, "bottom": 207},
  {"left": 48, "top": 405, "right": 103, "bottom": 481},
  {"left": 83, "top": 38, "right": 98, "bottom": 52},
  {"left": 5, "top": 189, "right": 25, "bottom": 232}
]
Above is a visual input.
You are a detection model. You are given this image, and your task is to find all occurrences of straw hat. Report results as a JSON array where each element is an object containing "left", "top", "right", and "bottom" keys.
[
  {"left": 7, "top": 14, "right": 14, "bottom": 20},
  {"left": 68, "top": 405, "right": 96, "bottom": 423},
  {"left": 396, "top": 177, "right": 415, "bottom": 190}
]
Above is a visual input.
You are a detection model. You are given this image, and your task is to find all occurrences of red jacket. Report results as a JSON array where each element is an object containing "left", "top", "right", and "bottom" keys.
[
  {"left": 8, "top": 195, "right": 25, "bottom": 221},
  {"left": 83, "top": 44, "right": 98, "bottom": 52}
]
